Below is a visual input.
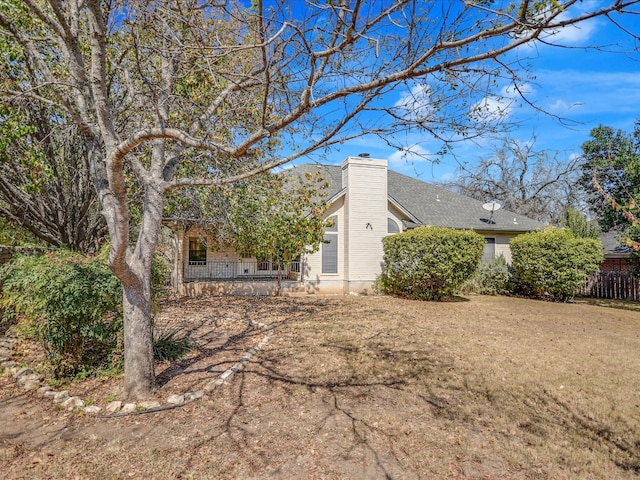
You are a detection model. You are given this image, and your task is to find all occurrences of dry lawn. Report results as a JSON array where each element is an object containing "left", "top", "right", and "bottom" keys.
[{"left": 1, "top": 294, "right": 640, "bottom": 479}]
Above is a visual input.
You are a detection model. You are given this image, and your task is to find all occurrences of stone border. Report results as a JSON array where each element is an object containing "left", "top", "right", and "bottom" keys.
[{"left": 0, "top": 320, "right": 273, "bottom": 416}]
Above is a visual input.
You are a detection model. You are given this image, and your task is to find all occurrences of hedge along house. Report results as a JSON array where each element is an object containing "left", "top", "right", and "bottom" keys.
[{"left": 167, "top": 156, "right": 545, "bottom": 296}]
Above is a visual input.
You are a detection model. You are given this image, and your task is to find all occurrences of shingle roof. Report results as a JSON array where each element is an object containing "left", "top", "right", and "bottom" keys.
[
  {"left": 599, "top": 230, "right": 633, "bottom": 257},
  {"left": 287, "top": 163, "right": 546, "bottom": 233},
  {"left": 282, "top": 163, "right": 345, "bottom": 200}
]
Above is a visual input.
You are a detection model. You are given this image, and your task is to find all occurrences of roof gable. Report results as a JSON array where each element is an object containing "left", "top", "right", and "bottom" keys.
[{"left": 286, "top": 163, "right": 546, "bottom": 232}]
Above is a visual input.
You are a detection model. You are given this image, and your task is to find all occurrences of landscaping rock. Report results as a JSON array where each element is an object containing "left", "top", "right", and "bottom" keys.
[
  {"left": 84, "top": 405, "right": 102, "bottom": 414},
  {"left": 43, "top": 390, "right": 57, "bottom": 399},
  {"left": 204, "top": 378, "right": 224, "bottom": 393},
  {"left": 184, "top": 391, "right": 204, "bottom": 401},
  {"left": 167, "top": 394, "right": 185, "bottom": 405},
  {"left": 60, "top": 397, "right": 84, "bottom": 410},
  {"left": 106, "top": 401, "right": 122, "bottom": 413},
  {"left": 17, "top": 373, "right": 40, "bottom": 385},
  {"left": 14, "top": 367, "right": 34, "bottom": 379},
  {"left": 61, "top": 397, "right": 85, "bottom": 410},
  {"left": 37, "top": 386, "right": 54, "bottom": 395},
  {"left": 22, "top": 380, "right": 40, "bottom": 391},
  {"left": 138, "top": 401, "right": 161, "bottom": 410},
  {"left": 121, "top": 403, "right": 136, "bottom": 413},
  {"left": 53, "top": 391, "right": 70, "bottom": 404},
  {"left": 1, "top": 360, "right": 17, "bottom": 368}
]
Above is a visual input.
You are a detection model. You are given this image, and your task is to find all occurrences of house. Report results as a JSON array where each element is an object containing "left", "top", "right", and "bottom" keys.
[
  {"left": 578, "top": 231, "right": 639, "bottom": 301},
  {"left": 168, "top": 155, "right": 545, "bottom": 296},
  {"left": 599, "top": 230, "right": 634, "bottom": 273}
]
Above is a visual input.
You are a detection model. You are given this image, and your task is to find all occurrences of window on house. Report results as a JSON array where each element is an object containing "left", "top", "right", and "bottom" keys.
[
  {"left": 482, "top": 237, "right": 496, "bottom": 262},
  {"left": 188, "top": 237, "right": 207, "bottom": 265},
  {"left": 323, "top": 215, "right": 338, "bottom": 274},
  {"left": 388, "top": 218, "right": 400, "bottom": 234}
]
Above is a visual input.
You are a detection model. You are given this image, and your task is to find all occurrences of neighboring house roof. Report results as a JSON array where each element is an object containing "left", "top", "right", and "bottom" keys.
[
  {"left": 286, "top": 163, "right": 546, "bottom": 233},
  {"left": 600, "top": 230, "right": 633, "bottom": 258}
]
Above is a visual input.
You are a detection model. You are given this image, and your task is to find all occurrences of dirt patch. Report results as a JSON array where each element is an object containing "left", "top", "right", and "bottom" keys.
[{"left": 2, "top": 294, "right": 640, "bottom": 479}]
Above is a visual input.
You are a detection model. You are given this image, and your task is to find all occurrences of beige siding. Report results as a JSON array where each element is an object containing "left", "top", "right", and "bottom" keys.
[
  {"left": 301, "top": 196, "right": 346, "bottom": 289},
  {"left": 301, "top": 157, "right": 389, "bottom": 294},
  {"left": 387, "top": 204, "right": 407, "bottom": 234},
  {"left": 478, "top": 232, "right": 524, "bottom": 263},
  {"left": 343, "top": 157, "right": 387, "bottom": 286}
]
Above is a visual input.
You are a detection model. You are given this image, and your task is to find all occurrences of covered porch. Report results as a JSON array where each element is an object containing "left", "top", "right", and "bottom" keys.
[{"left": 183, "top": 259, "right": 301, "bottom": 282}]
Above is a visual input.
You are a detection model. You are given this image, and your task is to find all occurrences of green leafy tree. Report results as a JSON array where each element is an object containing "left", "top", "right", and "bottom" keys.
[
  {"left": 1, "top": 0, "right": 636, "bottom": 398},
  {"left": 579, "top": 123, "right": 640, "bottom": 255},
  {"left": 562, "top": 207, "right": 600, "bottom": 239},
  {"left": 0, "top": 8, "right": 105, "bottom": 253},
  {"left": 228, "top": 171, "right": 329, "bottom": 295},
  {"left": 579, "top": 124, "right": 640, "bottom": 232}
]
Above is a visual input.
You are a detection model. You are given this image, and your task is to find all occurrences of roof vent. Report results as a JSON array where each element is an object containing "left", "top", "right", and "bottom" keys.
[{"left": 358, "top": 153, "right": 370, "bottom": 158}]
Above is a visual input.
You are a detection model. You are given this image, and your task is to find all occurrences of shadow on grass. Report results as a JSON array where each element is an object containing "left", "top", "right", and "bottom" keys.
[{"left": 574, "top": 297, "right": 640, "bottom": 313}]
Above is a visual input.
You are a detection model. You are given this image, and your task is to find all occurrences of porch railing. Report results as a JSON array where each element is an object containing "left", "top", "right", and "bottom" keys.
[{"left": 184, "top": 260, "right": 301, "bottom": 282}]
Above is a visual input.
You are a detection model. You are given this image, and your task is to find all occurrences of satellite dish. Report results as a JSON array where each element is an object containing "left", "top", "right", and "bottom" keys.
[
  {"left": 482, "top": 201, "right": 501, "bottom": 224},
  {"left": 482, "top": 201, "right": 501, "bottom": 212}
]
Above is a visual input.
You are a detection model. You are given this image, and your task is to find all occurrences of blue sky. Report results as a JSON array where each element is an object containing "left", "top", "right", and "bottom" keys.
[{"left": 293, "top": 6, "right": 640, "bottom": 183}]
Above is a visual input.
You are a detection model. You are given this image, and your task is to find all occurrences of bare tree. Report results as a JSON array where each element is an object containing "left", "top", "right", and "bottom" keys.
[
  {"left": 0, "top": 0, "right": 637, "bottom": 398},
  {"left": 449, "top": 137, "right": 582, "bottom": 224}
]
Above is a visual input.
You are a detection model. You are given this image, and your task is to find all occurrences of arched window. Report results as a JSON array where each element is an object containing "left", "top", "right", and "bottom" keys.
[{"left": 387, "top": 218, "right": 400, "bottom": 234}]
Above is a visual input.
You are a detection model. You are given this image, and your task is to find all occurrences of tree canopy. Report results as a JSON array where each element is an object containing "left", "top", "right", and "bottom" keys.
[
  {"left": 1, "top": 0, "right": 638, "bottom": 398},
  {"left": 228, "top": 170, "right": 329, "bottom": 295},
  {"left": 579, "top": 123, "right": 640, "bottom": 245},
  {"left": 449, "top": 137, "right": 580, "bottom": 224}
]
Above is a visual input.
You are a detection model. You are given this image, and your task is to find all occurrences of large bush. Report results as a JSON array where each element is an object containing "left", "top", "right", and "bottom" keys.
[
  {"left": 510, "top": 228, "right": 604, "bottom": 302},
  {"left": 377, "top": 226, "right": 484, "bottom": 300},
  {"left": 1, "top": 249, "right": 123, "bottom": 378}
]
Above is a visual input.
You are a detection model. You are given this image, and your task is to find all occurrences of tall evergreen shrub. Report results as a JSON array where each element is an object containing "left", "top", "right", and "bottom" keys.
[
  {"left": 377, "top": 226, "right": 484, "bottom": 300},
  {"left": 510, "top": 228, "right": 604, "bottom": 302}
]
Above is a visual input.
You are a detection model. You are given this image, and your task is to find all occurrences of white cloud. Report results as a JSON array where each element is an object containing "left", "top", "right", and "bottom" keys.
[
  {"left": 470, "top": 95, "right": 514, "bottom": 121},
  {"left": 548, "top": 99, "right": 583, "bottom": 114},
  {"left": 393, "top": 84, "right": 434, "bottom": 121},
  {"left": 469, "top": 83, "right": 535, "bottom": 121},
  {"left": 387, "top": 144, "right": 432, "bottom": 166},
  {"left": 515, "top": 2, "right": 601, "bottom": 53},
  {"left": 502, "top": 83, "right": 534, "bottom": 97},
  {"left": 541, "top": 21, "right": 597, "bottom": 45}
]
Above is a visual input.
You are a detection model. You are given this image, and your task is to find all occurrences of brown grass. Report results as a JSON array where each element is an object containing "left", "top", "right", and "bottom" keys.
[{"left": 1, "top": 294, "right": 640, "bottom": 479}]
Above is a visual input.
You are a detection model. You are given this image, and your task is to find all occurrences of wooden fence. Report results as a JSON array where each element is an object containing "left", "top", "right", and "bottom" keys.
[{"left": 578, "top": 272, "right": 640, "bottom": 301}]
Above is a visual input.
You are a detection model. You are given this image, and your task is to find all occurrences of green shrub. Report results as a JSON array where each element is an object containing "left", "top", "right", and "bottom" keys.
[
  {"left": 462, "top": 255, "right": 511, "bottom": 295},
  {"left": 152, "top": 324, "right": 193, "bottom": 362},
  {"left": 510, "top": 228, "right": 604, "bottom": 302},
  {"left": 0, "top": 249, "right": 123, "bottom": 378},
  {"left": 377, "top": 226, "right": 484, "bottom": 301}
]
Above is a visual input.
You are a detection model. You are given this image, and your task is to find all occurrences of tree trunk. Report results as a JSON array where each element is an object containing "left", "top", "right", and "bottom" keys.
[{"left": 122, "top": 281, "right": 155, "bottom": 399}]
